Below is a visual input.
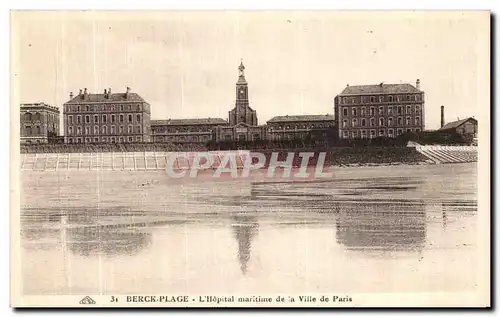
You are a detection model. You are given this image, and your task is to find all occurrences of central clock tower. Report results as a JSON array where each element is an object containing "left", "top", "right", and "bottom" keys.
[{"left": 229, "top": 61, "right": 258, "bottom": 126}]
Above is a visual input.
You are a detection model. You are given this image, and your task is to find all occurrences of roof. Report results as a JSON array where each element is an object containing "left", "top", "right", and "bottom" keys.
[
  {"left": 267, "top": 115, "right": 335, "bottom": 123},
  {"left": 439, "top": 117, "right": 477, "bottom": 130},
  {"left": 151, "top": 118, "right": 228, "bottom": 126},
  {"left": 65, "top": 92, "right": 146, "bottom": 104},
  {"left": 20, "top": 102, "right": 59, "bottom": 111},
  {"left": 339, "top": 83, "right": 421, "bottom": 95}
]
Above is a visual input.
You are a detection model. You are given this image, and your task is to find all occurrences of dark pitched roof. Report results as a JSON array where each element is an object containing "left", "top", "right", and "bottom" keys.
[
  {"left": 65, "top": 93, "right": 146, "bottom": 104},
  {"left": 339, "top": 83, "right": 421, "bottom": 95},
  {"left": 267, "top": 115, "right": 335, "bottom": 123},
  {"left": 439, "top": 117, "right": 477, "bottom": 130},
  {"left": 151, "top": 118, "right": 228, "bottom": 126}
]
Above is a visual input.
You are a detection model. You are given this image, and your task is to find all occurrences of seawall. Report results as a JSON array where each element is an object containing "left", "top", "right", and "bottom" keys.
[{"left": 19, "top": 147, "right": 432, "bottom": 172}]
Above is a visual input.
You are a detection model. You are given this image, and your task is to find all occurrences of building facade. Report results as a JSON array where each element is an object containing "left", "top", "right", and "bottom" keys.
[
  {"left": 151, "top": 118, "right": 228, "bottom": 143},
  {"left": 334, "top": 80, "right": 425, "bottom": 139},
  {"left": 63, "top": 87, "right": 151, "bottom": 144},
  {"left": 266, "top": 115, "right": 335, "bottom": 141},
  {"left": 20, "top": 103, "right": 60, "bottom": 144}
]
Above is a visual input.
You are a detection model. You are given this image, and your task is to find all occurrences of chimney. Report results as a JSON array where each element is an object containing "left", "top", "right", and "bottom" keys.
[
  {"left": 440, "top": 105, "right": 445, "bottom": 128},
  {"left": 78, "top": 89, "right": 82, "bottom": 96},
  {"left": 104, "top": 89, "right": 108, "bottom": 98},
  {"left": 416, "top": 79, "right": 421, "bottom": 90},
  {"left": 125, "top": 86, "right": 130, "bottom": 99},
  {"left": 83, "top": 88, "right": 88, "bottom": 99},
  {"left": 69, "top": 92, "right": 74, "bottom": 99}
]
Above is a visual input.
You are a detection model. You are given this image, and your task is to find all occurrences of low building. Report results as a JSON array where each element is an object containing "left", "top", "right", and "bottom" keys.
[
  {"left": 151, "top": 118, "right": 228, "bottom": 143},
  {"left": 438, "top": 117, "right": 478, "bottom": 144},
  {"left": 20, "top": 102, "right": 60, "bottom": 144},
  {"left": 63, "top": 87, "right": 151, "bottom": 144},
  {"left": 266, "top": 115, "right": 335, "bottom": 142}
]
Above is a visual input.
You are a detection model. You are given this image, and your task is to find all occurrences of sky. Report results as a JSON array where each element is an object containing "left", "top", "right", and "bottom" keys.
[{"left": 11, "top": 11, "right": 489, "bottom": 130}]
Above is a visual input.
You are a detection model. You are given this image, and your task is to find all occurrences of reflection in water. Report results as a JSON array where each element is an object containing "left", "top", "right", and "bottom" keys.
[
  {"left": 335, "top": 201, "right": 427, "bottom": 252},
  {"left": 67, "top": 226, "right": 151, "bottom": 257},
  {"left": 231, "top": 214, "right": 259, "bottom": 274}
]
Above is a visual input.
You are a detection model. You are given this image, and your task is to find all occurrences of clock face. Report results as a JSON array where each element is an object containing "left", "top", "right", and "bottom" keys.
[{"left": 240, "top": 90, "right": 244, "bottom": 94}]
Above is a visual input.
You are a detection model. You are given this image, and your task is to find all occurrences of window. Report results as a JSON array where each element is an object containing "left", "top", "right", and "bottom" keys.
[
  {"left": 342, "top": 119, "right": 348, "bottom": 128},
  {"left": 343, "top": 108, "right": 348, "bottom": 116},
  {"left": 370, "top": 107, "right": 375, "bottom": 116},
  {"left": 351, "top": 131, "right": 357, "bottom": 138},
  {"left": 370, "top": 118, "right": 375, "bottom": 126},
  {"left": 119, "top": 137, "right": 124, "bottom": 143},
  {"left": 415, "top": 128, "right": 421, "bottom": 133},
  {"left": 379, "top": 118, "right": 384, "bottom": 126},
  {"left": 406, "top": 117, "right": 411, "bottom": 125},
  {"left": 397, "top": 129, "right": 403, "bottom": 135},
  {"left": 137, "top": 105, "right": 141, "bottom": 111},
  {"left": 77, "top": 106, "right": 80, "bottom": 112},
  {"left": 389, "top": 96, "right": 393, "bottom": 102},
  {"left": 406, "top": 105, "right": 411, "bottom": 114},
  {"left": 388, "top": 106, "right": 393, "bottom": 115},
  {"left": 379, "top": 106, "right": 384, "bottom": 115},
  {"left": 77, "top": 126, "right": 82, "bottom": 135},
  {"left": 286, "top": 125, "right": 290, "bottom": 129},
  {"left": 137, "top": 114, "right": 141, "bottom": 122},
  {"left": 342, "top": 131, "right": 348, "bottom": 138},
  {"left": 102, "top": 126, "right": 107, "bottom": 134},
  {"left": 361, "top": 118, "right": 366, "bottom": 127},
  {"left": 86, "top": 105, "right": 90, "bottom": 111},
  {"left": 120, "top": 105, "right": 124, "bottom": 111},
  {"left": 102, "top": 137, "right": 107, "bottom": 142},
  {"left": 102, "top": 115, "right": 107, "bottom": 123},
  {"left": 94, "top": 125, "right": 99, "bottom": 135},
  {"left": 84, "top": 115, "right": 89, "bottom": 123},
  {"left": 119, "top": 114, "right": 124, "bottom": 123},
  {"left": 119, "top": 126, "right": 124, "bottom": 133},
  {"left": 94, "top": 115, "right": 99, "bottom": 123},
  {"left": 111, "top": 126, "right": 116, "bottom": 134},
  {"left": 407, "top": 128, "right": 412, "bottom": 132},
  {"left": 111, "top": 137, "right": 116, "bottom": 143},
  {"left": 68, "top": 127, "right": 73, "bottom": 135},
  {"left": 352, "top": 118, "right": 358, "bottom": 127},
  {"left": 415, "top": 94, "right": 420, "bottom": 101},
  {"left": 128, "top": 114, "right": 132, "bottom": 122},
  {"left": 85, "top": 137, "right": 90, "bottom": 143},
  {"left": 397, "top": 106, "right": 403, "bottom": 115},
  {"left": 415, "top": 117, "right": 421, "bottom": 125},
  {"left": 360, "top": 107, "right": 365, "bottom": 116},
  {"left": 128, "top": 136, "right": 133, "bottom": 142},
  {"left": 361, "top": 130, "right": 367, "bottom": 139},
  {"left": 370, "top": 96, "right": 375, "bottom": 103},
  {"left": 111, "top": 115, "right": 116, "bottom": 123},
  {"left": 68, "top": 115, "right": 73, "bottom": 124},
  {"left": 415, "top": 105, "right": 420, "bottom": 114},
  {"left": 352, "top": 108, "right": 357, "bottom": 116},
  {"left": 136, "top": 125, "right": 141, "bottom": 133},
  {"left": 398, "top": 117, "right": 403, "bottom": 125},
  {"left": 342, "top": 97, "right": 347, "bottom": 104},
  {"left": 77, "top": 116, "right": 81, "bottom": 124},
  {"left": 379, "top": 129, "right": 385, "bottom": 136},
  {"left": 85, "top": 126, "right": 90, "bottom": 135},
  {"left": 388, "top": 117, "right": 393, "bottom": 126},
  {"left": 379, "top": 96, "right": 383, "bottom": 102},
  {"left": 94, "top": 137, "right": 99, "bottom": 143},
  {"left": 370, "top": 130, "right": 375, "bottom": 138},
  {"left": 128, "top": 125, "right": 133, "bottom": 134},
  {"left": 388, "top": 129, "right": 394, "bottom": 137},
  {"left": 136, "top": 136, "right": 142, "bottom": 142},
  {"left": 68, "top": 138, "right": 73, "bottom": 144}
]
